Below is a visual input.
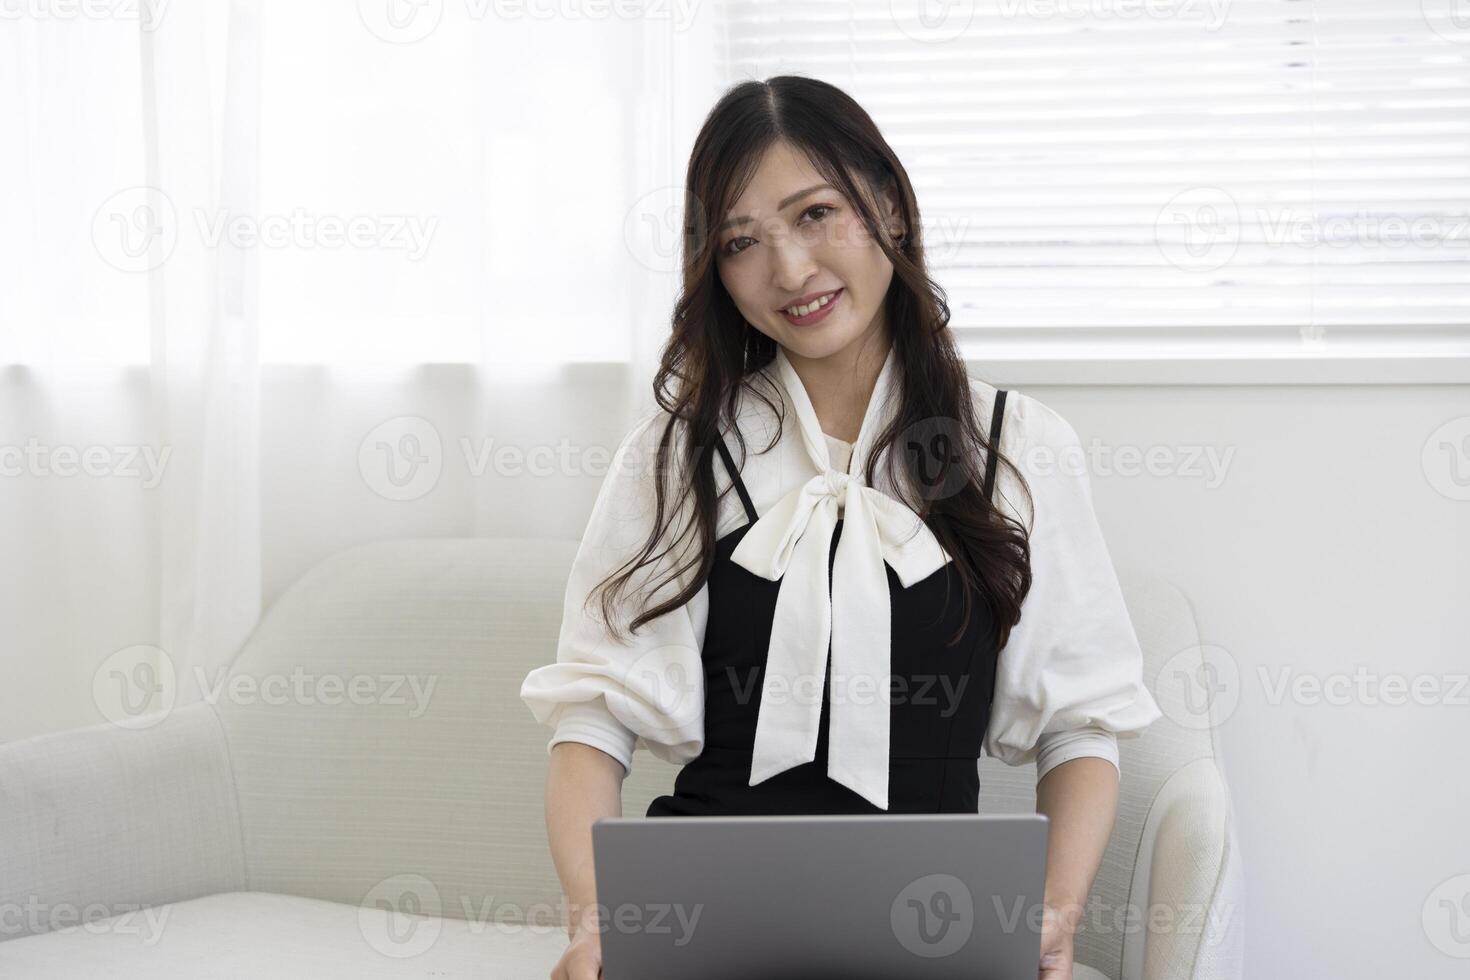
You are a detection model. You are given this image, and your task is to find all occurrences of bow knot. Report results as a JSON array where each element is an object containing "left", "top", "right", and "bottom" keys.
[
  {"left": 728, "top": 464, "right": 951, "bottom": 811},
  {"left": 819, "top": 469, "right": 849, "bottom": 501},
  {"left": 723, "top": 341, "right": 952, "bottom": 811}
]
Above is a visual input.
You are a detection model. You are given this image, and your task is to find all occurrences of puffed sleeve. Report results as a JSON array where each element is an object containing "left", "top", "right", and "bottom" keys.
[
  {"left": 982, "top": 391, "right": 1162, "bottom": 780},
  {"left": 519, "top": 411, "right": 708, "bottom": 776}
]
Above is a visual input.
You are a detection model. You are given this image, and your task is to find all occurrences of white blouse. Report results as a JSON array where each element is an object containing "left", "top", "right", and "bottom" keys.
[{"left": 520, "top": 341, "right": 1161, "bottom": 810}]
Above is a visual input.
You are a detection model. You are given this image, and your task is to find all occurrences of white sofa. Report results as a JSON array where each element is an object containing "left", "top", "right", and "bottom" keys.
[{"left": 0, "top": 538, "right": 1244, "bottom": 978}]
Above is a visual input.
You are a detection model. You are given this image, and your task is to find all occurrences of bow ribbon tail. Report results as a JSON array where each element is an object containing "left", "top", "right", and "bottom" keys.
[
  {"left": 747, "top": 500, "right": 839, "bottom": 787},
  {"left": 827, "top": 488, "right": 892, "bottom": 811}
]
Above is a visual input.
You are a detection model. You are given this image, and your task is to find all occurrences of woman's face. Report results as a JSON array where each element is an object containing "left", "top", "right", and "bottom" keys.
[{"left": 715, "top": 139, "right": 902, "bottom": 366}]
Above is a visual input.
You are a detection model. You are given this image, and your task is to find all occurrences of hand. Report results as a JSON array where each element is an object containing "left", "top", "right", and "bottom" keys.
[
  {"left": 550, "top": 926, "right": 603, "bottom": 980},
  {"left": 1038, "top": 900, "right": 1080, "bottom": 980}
]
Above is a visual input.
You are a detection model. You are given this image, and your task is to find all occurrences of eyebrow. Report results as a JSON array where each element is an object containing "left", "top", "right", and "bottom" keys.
[{"left": 717, "top": 184, "right": 834, "bottom": 234}]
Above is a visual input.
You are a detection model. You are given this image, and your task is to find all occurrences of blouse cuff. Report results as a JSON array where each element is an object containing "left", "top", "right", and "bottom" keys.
[
  {"left": 547, "top": 699, "right": 637, "bottom": 776},
  {"left": 1034, "top": 725, "right": 1120, "bottom": 782}
]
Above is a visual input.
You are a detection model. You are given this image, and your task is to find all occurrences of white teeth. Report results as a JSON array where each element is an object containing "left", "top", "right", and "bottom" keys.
[{"left": 785, "top": 291, "right": 836, "bottom": 317}]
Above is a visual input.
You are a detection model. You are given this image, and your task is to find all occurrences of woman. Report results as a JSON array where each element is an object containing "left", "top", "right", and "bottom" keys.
[{"left": 521, "top": 75, "right": 1161, "bottom": 980}]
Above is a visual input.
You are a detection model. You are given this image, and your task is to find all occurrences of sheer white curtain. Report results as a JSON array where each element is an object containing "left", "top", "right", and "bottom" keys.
[
  {"left": 142, "top": 0, "right": 264, "bottom": 707},
  {"left": 1, "top": 1, "right": 712, "bottom": 739},
  {"left": 1, "top": 0, "right": 262, "bottom": 727}
]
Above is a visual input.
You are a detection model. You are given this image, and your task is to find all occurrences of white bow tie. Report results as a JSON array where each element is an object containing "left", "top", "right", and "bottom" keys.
[{"left": 727, "top": 345, "right": 951, "bottom": 810}]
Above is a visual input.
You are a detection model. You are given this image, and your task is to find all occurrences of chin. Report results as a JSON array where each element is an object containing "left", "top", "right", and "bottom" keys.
[
  {"left": 775, "top": 332, "right": 840, "bottom": 363},
  {"left": 777, "top": 322, "right": 875, "bottom": 364}
]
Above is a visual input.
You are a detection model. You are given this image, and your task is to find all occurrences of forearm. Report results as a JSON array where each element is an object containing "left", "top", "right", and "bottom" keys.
[
  {"left": 546, "top": 740, "right": 626, "bottom": 940},
  {"left": 1035, "top": 755, "right": 1119, "bottom": 924}
]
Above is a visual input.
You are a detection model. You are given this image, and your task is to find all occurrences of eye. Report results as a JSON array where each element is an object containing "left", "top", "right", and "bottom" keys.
[{"left": 720, "top": 204, "right": 836, "bottom": 258}]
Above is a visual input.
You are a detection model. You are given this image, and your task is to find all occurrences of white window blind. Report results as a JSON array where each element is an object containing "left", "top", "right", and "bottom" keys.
[{"left": 712, "top": 0, "right": 1470, "bottom": 358}]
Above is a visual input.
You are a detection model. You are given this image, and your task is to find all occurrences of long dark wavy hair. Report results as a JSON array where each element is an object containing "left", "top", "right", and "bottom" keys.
[{"left": 591, "top": 75, "right": 1034, "bottom": 652}]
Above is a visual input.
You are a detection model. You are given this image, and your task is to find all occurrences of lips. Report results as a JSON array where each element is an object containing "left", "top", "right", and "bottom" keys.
[
  {"left": 778, "top": 288, "right": 842, "bottom": 314},
  {"left": 779, "top": 287, "right": 844, "bottom": 327}
]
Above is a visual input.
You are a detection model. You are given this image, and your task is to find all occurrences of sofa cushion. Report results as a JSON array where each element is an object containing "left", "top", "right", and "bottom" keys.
[
  {"left": 0, "top": 889, "right": 1119, "bottom": 979},
  {"left": 0, "top": 891, "right": 568, "bottom": 978}
]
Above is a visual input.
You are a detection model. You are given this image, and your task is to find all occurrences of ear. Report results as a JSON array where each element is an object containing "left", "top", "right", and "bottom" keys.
[{"left": 879, "top": 179, "right": 905, "bottom": 240}]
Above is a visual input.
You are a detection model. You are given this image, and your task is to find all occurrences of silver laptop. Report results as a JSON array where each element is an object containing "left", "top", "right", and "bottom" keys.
[{"left": 591, "top": 813, "right": 1049, "bottom": 980}]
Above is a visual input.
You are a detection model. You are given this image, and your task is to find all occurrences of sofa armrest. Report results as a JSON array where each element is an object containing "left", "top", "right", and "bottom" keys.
[
  {"left": 1121, "top": 758, "right": 1244, "bottom": 980},
  {"left": 0, "top": 702, "right": 247, "bottom": 941}
]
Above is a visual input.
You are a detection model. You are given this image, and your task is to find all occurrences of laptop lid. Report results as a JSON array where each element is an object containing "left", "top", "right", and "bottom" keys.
[{"left": 591, "top": 813, "right": 1049, "bottom": 980}]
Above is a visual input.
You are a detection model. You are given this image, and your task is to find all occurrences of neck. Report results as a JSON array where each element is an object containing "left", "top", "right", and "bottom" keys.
[{"left": 783, "top": 325, "right": 892, "bottom": 444}]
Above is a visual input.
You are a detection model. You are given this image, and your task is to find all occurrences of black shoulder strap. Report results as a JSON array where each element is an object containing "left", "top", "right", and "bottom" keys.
[
  {"left": 714, "top": 435, "right": 758, "bottom": 525},
  {"left": 982, "top": 390, "right": 1008, "bottom": 504}
]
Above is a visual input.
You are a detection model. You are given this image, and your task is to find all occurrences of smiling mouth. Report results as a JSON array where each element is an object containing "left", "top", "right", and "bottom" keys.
[{"left": 779, "top": 288, "right": 844, "bottom": 325}]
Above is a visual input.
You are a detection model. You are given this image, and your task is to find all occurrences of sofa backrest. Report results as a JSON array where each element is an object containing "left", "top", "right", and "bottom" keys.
[
  {"left": 973, "top": 569, "right": 1227, "bottom": 977},
  {"left": 217, "top": 537, "right": 1227, "bottom": 971},
  {"left": 216, "top": 537, "right": 584, "bottom": 926}
]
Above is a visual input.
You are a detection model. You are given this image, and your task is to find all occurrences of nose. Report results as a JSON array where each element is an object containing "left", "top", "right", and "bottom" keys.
[{"left": 768, "top": 232, "right": 818, "bottom": 296}]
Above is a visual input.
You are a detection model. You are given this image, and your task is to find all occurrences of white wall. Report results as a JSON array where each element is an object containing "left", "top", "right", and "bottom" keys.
[
  {"left": 3, "top": 365, "right": 1466, "bottom": 977},
  {"left": 1026, "top": 379, "right": 1469, "bottom": 979}
]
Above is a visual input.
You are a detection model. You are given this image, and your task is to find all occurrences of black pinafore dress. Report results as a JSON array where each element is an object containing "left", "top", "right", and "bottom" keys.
[{"left": 647, "top": 390, "right": 1009, "bottom": 817}]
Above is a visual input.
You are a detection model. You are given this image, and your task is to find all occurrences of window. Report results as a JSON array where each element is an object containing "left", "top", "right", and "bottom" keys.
[{"left": 713, "top": 0, "right": 1470, "bottom": 361}]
